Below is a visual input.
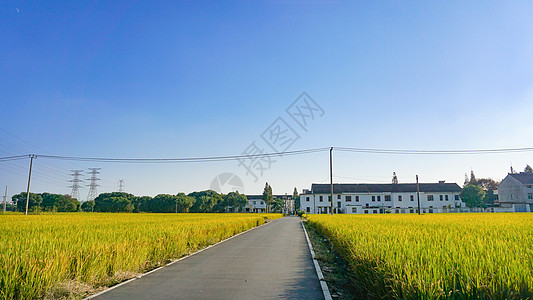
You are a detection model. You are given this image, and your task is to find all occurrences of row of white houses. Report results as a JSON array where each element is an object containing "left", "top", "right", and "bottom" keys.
[
  {"left": 244, "top": 195, "right": 295, "bottom": 214},
  {"left": 300, "top": 181, "right": 468, "bottom": 214},
  {"left": 239, "top": 172, "right": 533, "bottom": 215}
]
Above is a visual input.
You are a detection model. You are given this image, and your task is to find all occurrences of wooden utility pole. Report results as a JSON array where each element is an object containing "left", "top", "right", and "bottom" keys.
[
  {"left": 2, "top": 185, "right": 7, "bottom": 213},
  {"left": 416, "top": 175, "right": 421, "bottom": 215},
  {"left": 25, "top": 154, "right": 36, "bottom": 215},
  {"left": 330, "top": 147, "right": 333, "bottom": 215}
]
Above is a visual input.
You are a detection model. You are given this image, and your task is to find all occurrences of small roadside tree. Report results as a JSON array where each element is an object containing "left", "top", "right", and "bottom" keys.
[
  {"left": 262, "top": 182, "right": 273, "bottom": 213},
  {"left": 460, "top": 185, "right": 486, "bottom": 208}
]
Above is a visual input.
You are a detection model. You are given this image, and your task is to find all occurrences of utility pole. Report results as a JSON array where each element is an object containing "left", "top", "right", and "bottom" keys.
[
  {"left": 86, "top": 168, "right": 101, "bottom": 202},
  {"left": 69, "top": 170, "right": 84, "bottom": 201},
  {"left": 330, "top": 147, "right": 334, "bottom": 215},
  {"left": 25, "top": 154, "right": 36, "bottom": 215},
  {"left": 118, "top": 179, "right": 125, "bottom": 192},
  {"left": 416, "top": 175, "right": 421, "bottom": 215},
  {"left": 3, "top": 185, "right": 7, "bottom": 213}
]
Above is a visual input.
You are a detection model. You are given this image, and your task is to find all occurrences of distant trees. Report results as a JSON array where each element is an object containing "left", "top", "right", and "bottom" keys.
[
  {"left": 8, "top": 188, "right": 268, "bottom": 214},
  {"left": 462, "top": 171, "right": 499, "bottom": 207},
  {"left": 12, "top": 192, "right": 80, "bottom": 212},
  {"left": 525, "top": 165, "right": 533, "bottom": 174}
]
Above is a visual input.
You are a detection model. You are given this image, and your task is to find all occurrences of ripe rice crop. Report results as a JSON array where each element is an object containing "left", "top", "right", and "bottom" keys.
[
  {"left": 0, "top": 213, "right": 282, "bottom": 299},
  {"left": 307, "top": 213, "right": 533, "bottom": 299}
]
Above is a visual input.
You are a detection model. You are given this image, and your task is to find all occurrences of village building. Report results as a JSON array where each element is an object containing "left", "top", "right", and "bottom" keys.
[
  {"left": 300, "top": 181, "right": 465, "bottom": 214},
  {"left": 497, "top": 172, "right": 533, "bottom": 212}
]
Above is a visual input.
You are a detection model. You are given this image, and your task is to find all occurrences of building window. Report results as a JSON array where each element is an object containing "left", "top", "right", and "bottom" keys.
[
  {"left": 427, "top": 195, "right": 434, "bottom": 201},
  {"left": 337, "top": 194, "right": 341, "bottom": 199},
  {"left": 306, "top": 207, "right": 310, "bottom": 213},
  {"left": 319, "top": 196, "right": 323, "bottom": 202},
  {"left": 364, "top": 210, "right": 368, "bottom": 214},
  {"left": 440, "top": 195, "right": 443, "bottom": 201},
  {"left": 355, "top": 196, "right": 359, "bottom": 202},
  {"left": 372, "top": 196, "right": 375, "bottom": 202},
  {"left": 528, "top": 185, "right": 532, "bottom": 189},
  {"left": 377, "top": 196, "right": 381, "bottom": 201},
  {"left": 454, "top": 195, "right": 459, "bottom": 201},
  {"left": 410, "top": 195, "right": 414, "bottom": 201},
  {"left": 385, "top": 195, "right": 391, "bottom": 201},
  {"left": 365, "top": 203, "right": 369, "bottom": 207},
  {"left": 328, "top": 196, "right": 332, "bottom": 202},
  {"left": 351, "top": 207, "right": 357, "bottom": 213},
  {"left": 398, "top": 195, "right": 402, "bottom": 201},
  {"left": 445, "top": 195, "right": 449, "bottom": 201},
  {"left": 253, "top": 201, "right": 256, "bottom": 205},
  {"left": 529, "top": 193, "right": 533, "bottom": 200},
  {"left": 346, "top": 196, "right": 352, "bottom": 202},
  {"left": 306, "top": 197, "right": 310, "bottom": 202},
  {"left": 373, "top": 210, "right": 377, "bottom": 214}
]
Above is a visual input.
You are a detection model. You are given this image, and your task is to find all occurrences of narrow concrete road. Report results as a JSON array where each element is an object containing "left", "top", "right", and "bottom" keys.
[{"left": 94, "top": 217, "right": 323, "bottom": 300}]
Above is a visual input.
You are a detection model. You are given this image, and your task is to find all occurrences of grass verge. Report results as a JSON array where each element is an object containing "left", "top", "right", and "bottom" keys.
[{"left": 304, "top": 220, "right": 364, "bottom": 299}]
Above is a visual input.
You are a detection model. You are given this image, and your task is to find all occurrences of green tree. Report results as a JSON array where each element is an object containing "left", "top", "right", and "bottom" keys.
[
  {"left": 293, "top": 187, "right": 300, "bottom": 211},
  {"left": 189, "top": 190, "right": 224, "bottom": 212},
  {"left": 469, "top": 170, "right": 477, "bottom": 185},
  {"left": 224, "top": 192, "right": 248, "bottom": 212},
  {"left": 271, "top": 197, "right": 284, "bottom": 213},
  {"left": 81, "top": 200, "right": 95, "bottom": 212},
  {"left": 262, "top": 182, "right": 273, "bottom": 213},
  {"left": 132, "top": 196, "right": 152, "bottom": 212},
  {"left": 94, "top": 192, "right": 135, "bottom": 212},
  {"left": 525, "top": 165, "right": 533, "bottom": 174},
  {"left": 460, "top": 185, "right": 486, "bottom": 208},
  {"left": 12, "top": 192, "right": 42, "bottom": 212},
  {"left": 56, "top": 195, "right": 79, "bottom": 212},
  {"left": 175, "top": 193, "right": 195, "bottom": 213}
]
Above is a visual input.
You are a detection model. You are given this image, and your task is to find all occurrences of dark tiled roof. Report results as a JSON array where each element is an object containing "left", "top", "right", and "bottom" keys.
[
  {"left": 509, "top": 173, "right": 533, "bottom": 185},
  {"left": 310, "top": 183, "right": 461, "bottom": 194}
]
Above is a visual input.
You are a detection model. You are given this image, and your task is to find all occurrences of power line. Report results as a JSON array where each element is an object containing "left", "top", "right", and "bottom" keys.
[
  {"left": 334, "top": 146, "right": 533, "bottom": 154},
  {"left": 31, "top": 148, "right": 330, "bottom": 163},
  {"left": 2, "top": 145, "right": 533, "bottom": 166},
  {"left": 0, "top": 155, "right": 29, "bottom": 161}
]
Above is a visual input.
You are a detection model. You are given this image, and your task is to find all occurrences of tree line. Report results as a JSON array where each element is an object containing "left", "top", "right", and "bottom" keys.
[{"left": 10, "top": 190, "right": 249, "bottom": 213}]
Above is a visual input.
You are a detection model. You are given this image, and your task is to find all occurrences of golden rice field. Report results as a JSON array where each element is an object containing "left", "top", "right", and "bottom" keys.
[
  {"left": 307, "top": 213, "right": 533, "bottom": 299},
  {"left": 0, "top": 213, "right": 282, "bottom": 299}
]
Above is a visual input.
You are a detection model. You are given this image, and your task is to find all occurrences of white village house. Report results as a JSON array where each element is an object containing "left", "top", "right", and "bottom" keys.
[
  {"left": 497, "top": 172, "right": 533, "bottom": 212},
  {"left": 300, "top": 181, "right": 466, "bottom": 214},
  {"left": 244, "top": 195, "right": 294, "bottom": 213}
]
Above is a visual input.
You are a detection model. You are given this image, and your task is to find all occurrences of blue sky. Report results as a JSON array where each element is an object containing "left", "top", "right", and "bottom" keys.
[{"left": 1, "top": 1, "right": 533, "bottom": 200}]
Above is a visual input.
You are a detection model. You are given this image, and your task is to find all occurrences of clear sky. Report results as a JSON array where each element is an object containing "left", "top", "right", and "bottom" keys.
[{"left": 1, "top": 1, "right": 533, "bottom": 200}]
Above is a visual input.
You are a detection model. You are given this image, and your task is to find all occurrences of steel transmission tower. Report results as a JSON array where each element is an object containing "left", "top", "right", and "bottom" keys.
[
  {"left": 86, "top": 168, "right": 101, "bottom": 202},
  {"left": 118, "top": 179, "right": 125, "bottom": 192},
  {"left": 69, "top": 170, "right": 84, "bottom": 201}
]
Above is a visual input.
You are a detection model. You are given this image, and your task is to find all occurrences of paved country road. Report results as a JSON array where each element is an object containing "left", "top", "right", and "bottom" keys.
[{"left": 92, "top": 216, "right": 324, "bottom": 300}]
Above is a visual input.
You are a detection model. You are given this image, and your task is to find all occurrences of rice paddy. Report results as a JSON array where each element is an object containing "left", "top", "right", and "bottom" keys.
[
  {"left": 0, "top": 213, "right": 282, "bottom": 299},
  {"left": 307, "top": 213, "right": 533, "bottom": 299}
]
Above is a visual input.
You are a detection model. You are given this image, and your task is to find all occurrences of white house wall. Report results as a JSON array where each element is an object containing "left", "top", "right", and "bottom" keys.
[{"left": 300, "top": 192, "right": 463, "bottom": 214}]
